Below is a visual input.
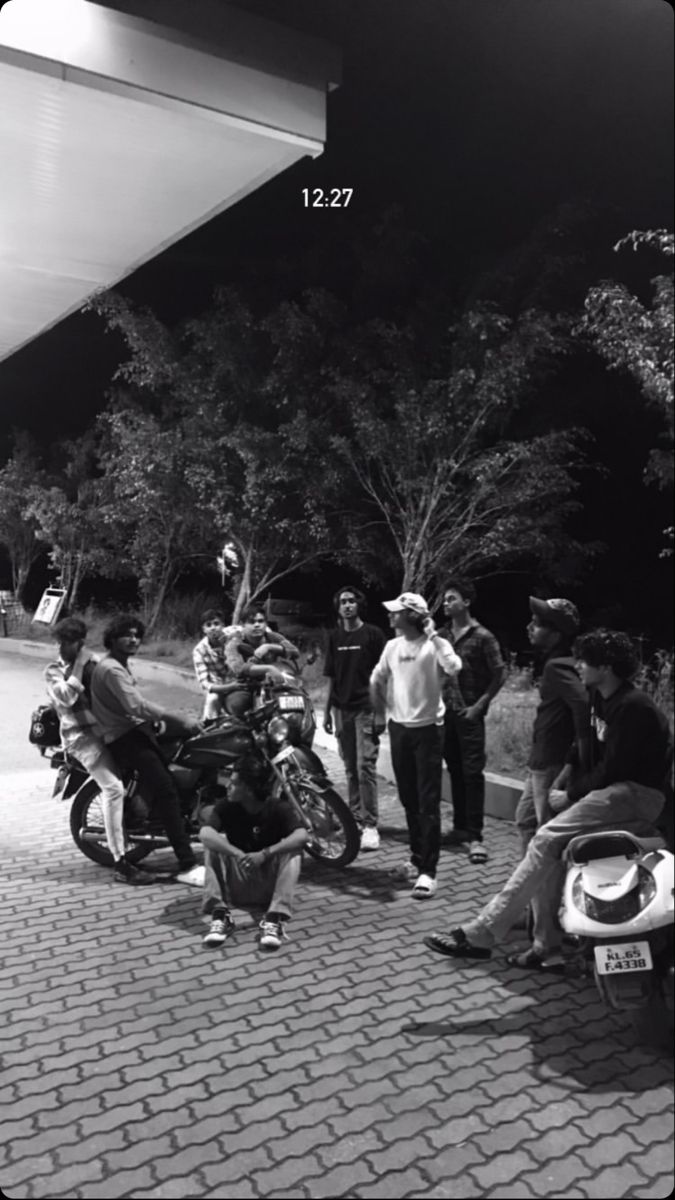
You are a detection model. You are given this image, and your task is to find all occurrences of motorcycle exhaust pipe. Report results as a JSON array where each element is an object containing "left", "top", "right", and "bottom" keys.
[{"left": 79, "top": 828, "right": 171, "bottom": 847}]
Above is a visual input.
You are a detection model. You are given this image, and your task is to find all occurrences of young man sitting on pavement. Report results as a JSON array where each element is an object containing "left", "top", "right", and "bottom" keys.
[
  {"left": 423, "top": 629, "right": 671, "bottom": 971},
  {"left": 199, "top": 774, "right": 308, "bottom": 951}
]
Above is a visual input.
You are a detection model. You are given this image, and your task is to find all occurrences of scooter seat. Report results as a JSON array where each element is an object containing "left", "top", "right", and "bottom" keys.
[{"left": 565, "top": 830, "right": 666, "bottom": 865}]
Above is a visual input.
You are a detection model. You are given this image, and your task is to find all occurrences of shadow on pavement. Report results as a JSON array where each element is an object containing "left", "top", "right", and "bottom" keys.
[{"left": 401, "top": 964, "right": 675, "bottom": 1090}]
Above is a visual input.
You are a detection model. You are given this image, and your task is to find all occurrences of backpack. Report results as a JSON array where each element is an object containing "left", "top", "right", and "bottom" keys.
[{"left": 29, "top": 704, "right": 61, "bottom": 748}]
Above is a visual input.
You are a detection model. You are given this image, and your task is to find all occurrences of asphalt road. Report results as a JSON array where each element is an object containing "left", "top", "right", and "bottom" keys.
[{"left": 1, "top": 646, "right": 673, "bottom": 1200}]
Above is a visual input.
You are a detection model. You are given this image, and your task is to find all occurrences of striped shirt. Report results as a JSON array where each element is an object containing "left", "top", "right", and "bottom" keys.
[{"left": 192, "top": 635, "right": 231, "bottom": 693}]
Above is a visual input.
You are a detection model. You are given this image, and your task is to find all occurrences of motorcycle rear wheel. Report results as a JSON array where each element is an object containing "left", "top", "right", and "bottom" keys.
[
  {"left": 295, "top": 783, "right": 359, "bottom": 868},
  {"left": 69, "top": 780, "right": 152, "bottom": 867}
]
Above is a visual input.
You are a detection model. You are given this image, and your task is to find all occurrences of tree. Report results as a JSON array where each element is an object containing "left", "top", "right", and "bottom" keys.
[
  {"left": 90, "top": 290, "right": 339, "bottom": 622},
  {"left": 24, "top": 433, "right": 105, "bottom": 610},
  {"left": 93, "top": 406, "right": 215, "bottom": 631},
  {"left": 580, "top": 229, "right": 674, "bottom": 490},
  {"left": 331, "top": 306, "right": 588, "bottom": 606},
  {"left": 0, "top": 433, "right": 47, "bottom": 601}
]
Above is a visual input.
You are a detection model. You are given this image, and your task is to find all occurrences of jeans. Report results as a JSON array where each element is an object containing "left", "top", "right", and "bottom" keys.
[
  {"left": 88, "top": 750, "right": 126, "bottom": 861},
  {"left": 335, "top": 708, "right": 380, "bottom": 828},
  {"left": 465, "top": 781, "right": 665, "bottom": 955},
  {"left": 389, "top": 720, "right": 443, "bottom": 878},
  {"left": 201, "top": 848, "right": 302, "bottom": 920},
  {"left": 109, "top": 727, "right": 196, "bottom": 869},
  {"left": 443, "top": 710, "right": 486, "bottom": 841},
  {"left": 515, "top": 765, "right": 564, "bottom": 854}
]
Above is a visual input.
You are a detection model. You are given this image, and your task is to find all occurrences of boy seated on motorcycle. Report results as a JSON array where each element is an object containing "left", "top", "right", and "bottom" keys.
[
  {"left": 192, "top": 608, "right": 235, "bottom": 721},
  {"left": 44, "top": 617, "right": 157, "bottom": 887},
  {"left": 208, "top": 607, "right": 300, "bottom": 718},
  {"left": 199, "top": 772, "right": 308, "bottom": 952},
  {"left": 423, "top": 629, "right": 672, "bottom": 972}
]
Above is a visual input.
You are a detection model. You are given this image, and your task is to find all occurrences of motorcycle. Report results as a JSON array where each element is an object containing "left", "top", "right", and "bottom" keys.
[
  {"left": 560, "top": 829, "right": 674, "bottom": 1036},
  {"left": 40, "top": 691, "right": 360, "bottom": 871}
]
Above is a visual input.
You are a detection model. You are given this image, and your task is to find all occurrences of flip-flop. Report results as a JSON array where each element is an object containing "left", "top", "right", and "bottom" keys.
[
  {"left": 505, "top": 948, "right": 566, "bottom": 974},
  {"left": 423, "top": 927, "right": 492, "bottom": 959},
  {"left": 412, "top": 874, "right": 437, "bottom": 899}
]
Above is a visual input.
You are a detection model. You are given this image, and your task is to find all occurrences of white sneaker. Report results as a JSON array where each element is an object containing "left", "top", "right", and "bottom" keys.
[
  {"left": 360, "top": 827, "right": 380, "bottom": 851},
  {"left": 411, "top": 874, "right": 437, "bottom": 899},
  {"left": 176, "top": 864, "right": 205, "bottom": 888},
  {"left": 202, "top": 914, "right": 235, "bottom": 947}
]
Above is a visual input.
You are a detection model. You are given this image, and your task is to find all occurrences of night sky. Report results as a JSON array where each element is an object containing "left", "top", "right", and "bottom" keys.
[{"left": 0, "top": 0, "right": 673, "bottom": 638}]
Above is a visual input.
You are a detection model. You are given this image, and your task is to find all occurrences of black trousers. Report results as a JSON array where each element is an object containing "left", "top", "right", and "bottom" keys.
[
  {"left": 109, "top": 727, "right": 196, "bottom": 869},
  {"left": 388, "top": 720, "right": 443, "bottom": 878},
  {"left": 443, "top": 710, "right": 487, "bottom": 841}
]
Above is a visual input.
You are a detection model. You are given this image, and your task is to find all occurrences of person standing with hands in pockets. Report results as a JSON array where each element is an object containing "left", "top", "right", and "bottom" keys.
[
  {"left": 370, "top": 593, "right": 462, "bottom": 898},
  {"left": 323, "top": 588, "right": 386, "bottom": 851}
]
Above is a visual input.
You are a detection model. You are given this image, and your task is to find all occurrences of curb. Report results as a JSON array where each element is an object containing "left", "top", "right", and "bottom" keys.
[{"left": 2, "top": 637, "right": 524, "bottom": 819}]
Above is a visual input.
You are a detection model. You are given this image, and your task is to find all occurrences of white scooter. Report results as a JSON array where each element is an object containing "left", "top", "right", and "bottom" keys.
[{"left": 560, "top": 830, "right": 674, "bottom": 1030}]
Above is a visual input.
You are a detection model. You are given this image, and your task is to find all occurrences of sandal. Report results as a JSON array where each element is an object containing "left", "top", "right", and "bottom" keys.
[
  {"left": 505, "top": 948, "right": 566, "bottom": 974},
  {"left": 423, "top": 927, "right": 492, "bottom": 959},
  {"left": 468, "top": 841, "right": 488, "bottom": 863},
  {"left": 411, "top": 874, "right": 437, "bottom": 899}
]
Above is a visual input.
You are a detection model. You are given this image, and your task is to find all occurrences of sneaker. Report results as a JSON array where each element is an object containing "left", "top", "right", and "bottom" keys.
[
  {"left": 360, "top": 827, "right": 380, "bottom": 851},
  {"left": 203, "top": 913, "right": 235, "bottom": 947},
  {"left": 113, "top": 859, "right": 157, "bottom": 886},
  {"left": 259, "top": 917, "right": 289, "bottom": 951},
  {"left": 176, "top": 864, "right": 206, "bottom": 888}
]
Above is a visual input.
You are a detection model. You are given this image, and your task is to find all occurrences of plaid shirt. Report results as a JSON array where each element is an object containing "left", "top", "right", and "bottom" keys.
[
  {"left": 44, "top": 652, "right": 102, "bottom": 747},
  {"left": 439, "top": 620, "right": 505, "bottom": 709},
  {"left": 192, "top": 635, "right": 231, "bottom": 693}
]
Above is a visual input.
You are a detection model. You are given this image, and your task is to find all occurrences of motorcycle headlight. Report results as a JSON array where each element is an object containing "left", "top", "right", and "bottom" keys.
[{"left": 268, "top": 716, "right": 290, "bottom": 745}]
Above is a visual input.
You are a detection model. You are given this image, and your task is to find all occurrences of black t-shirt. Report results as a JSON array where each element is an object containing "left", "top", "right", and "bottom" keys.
[
  {"left": 324, "top": 622, "right": 387, "bottom": 710},
  {"left": 205, "top": 795, "right": 305, "bottom": 852}
]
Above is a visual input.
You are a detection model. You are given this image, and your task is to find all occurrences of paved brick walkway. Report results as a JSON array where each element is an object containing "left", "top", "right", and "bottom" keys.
[{"left": 1, "top": 653, "right": 673, "bottom": 1198}]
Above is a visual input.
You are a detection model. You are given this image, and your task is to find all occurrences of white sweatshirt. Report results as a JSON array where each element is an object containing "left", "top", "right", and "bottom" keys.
[{"left": 370, "top": 634, "right": 462, "bottom": 726}]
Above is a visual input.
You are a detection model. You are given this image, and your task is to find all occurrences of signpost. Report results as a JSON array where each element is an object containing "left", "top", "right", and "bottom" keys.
[{"left": 32, "top": 588, "right": 67, "bottom": 626}]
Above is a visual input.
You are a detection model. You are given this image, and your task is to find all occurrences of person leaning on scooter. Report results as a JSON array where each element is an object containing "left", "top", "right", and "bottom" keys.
[{"left": 423, "top": 628, "right": 672, "bottom": 973}]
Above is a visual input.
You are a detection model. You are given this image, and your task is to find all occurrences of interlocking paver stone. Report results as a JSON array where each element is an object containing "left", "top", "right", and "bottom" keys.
[{"left": 1, "top": 655, "right": 673, "bottom": 1200}]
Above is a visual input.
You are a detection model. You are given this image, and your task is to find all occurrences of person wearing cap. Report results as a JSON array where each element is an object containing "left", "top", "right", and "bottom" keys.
[
  {"left": 423, "top": 628, "right": 670, "bottom": 972},
  {"left": 516, "top": 597, "right": 591, "bottom": 850},
  {"left": 439, "top": 578, "right": 507, "bottom": 864},
  {"left": 369, "top": 592, "right": 462, "bottom": 898}
]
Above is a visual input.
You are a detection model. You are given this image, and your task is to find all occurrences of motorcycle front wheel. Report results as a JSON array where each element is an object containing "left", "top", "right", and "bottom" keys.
[
  {"left": 294, "top": 782, "right": 359, "bottom": 868},
  {"left": 69, "top": 780, "right": 152, "bottom": 867}
]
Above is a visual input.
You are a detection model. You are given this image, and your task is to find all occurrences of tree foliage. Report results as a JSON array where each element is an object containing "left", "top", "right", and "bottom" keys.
[
  {"left": 331, "top": 306, "right": 587, "bottom": 605},
  {"left": 0, "top": 432, "right": 47, "bottom": 599},
  {"left": 580, "top": 229, "right": 674, "bottom": 489}
]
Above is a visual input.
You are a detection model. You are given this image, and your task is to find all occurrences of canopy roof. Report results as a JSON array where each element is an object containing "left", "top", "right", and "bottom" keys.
[{"left": 0, "top": 0, "right": 340, "bottom": 362}]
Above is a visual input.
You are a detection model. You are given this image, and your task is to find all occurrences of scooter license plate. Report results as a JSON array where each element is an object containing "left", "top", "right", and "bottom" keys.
[
  {"left": 271, "top": 745, "right": 296, "bottom": 765},
  {"left": 278, "top": 695, "right": 305, "bottom": 711},
  {"left": 594, "top": 942, "right": 653, "bottom": 974}
]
